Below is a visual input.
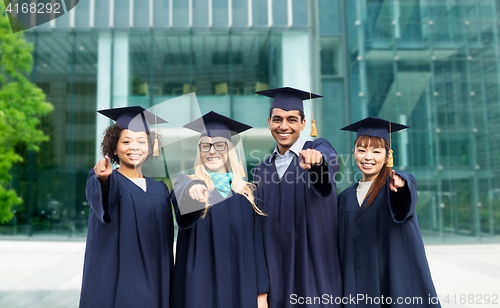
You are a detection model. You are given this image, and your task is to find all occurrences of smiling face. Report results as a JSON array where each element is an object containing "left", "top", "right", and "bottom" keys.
[
  {"left": 354, "top": 136, "right": 388, "bottom": 182},
  {"left": 268, "top": 108, "right": 305, "bottom": 155},
  {"left": 114, "top": 129, "right": 149, "bottom": 170},
  {"left": 199, "top": 136, "right": 230, "bottom": 173}
]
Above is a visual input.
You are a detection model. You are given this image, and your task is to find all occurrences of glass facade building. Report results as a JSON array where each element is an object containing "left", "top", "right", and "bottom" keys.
[{"left": 2, "top": 0, "right": 500, "bottom": 242}]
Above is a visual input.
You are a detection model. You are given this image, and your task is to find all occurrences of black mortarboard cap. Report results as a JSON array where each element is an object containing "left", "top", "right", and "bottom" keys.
[
  {"left": 183, "top": 111, "right": 252, "bottom": 141},
  {"left": 98, "top": 106, "right": 168, "bottom": 133},
  {"left": 255, "top": 87, "right": 322, "bottom": 112},
  {"left": 340, "top": 117, "right": 409, "bottom": 142}
]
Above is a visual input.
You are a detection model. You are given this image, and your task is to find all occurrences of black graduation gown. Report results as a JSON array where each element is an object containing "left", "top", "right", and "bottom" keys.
[
  {"left": 337, "top": 171, "right": 441, "bottom": 307},
  {"left": 253, "top": 138, "right": 342, "bottom": 307},
  {"left": 80, "top": 169, "right": 174, "bottom": 308},
  {"left": 170, "top": 173, "right": 269, "bottom": 308}
]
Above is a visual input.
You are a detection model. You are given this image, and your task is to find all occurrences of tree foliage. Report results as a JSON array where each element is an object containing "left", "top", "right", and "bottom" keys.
[{"left": 0, "top": 2, "right": 53, "bottom": 223}]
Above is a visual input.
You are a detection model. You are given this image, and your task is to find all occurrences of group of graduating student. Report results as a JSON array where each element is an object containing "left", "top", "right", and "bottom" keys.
[{"left": 79, "top": 87, "right": 441, "bottom": 308}]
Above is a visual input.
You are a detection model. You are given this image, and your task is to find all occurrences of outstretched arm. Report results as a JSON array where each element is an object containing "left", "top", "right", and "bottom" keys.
[
  {"left": 388, "top": 171, "right": 418, "bottom": 223},
  {"left": 301, "top": 139, "right": 338, "bottom": 198},
  {"left": 170, "top": 174, "right": 208, "bottom": 229},
  {"left": 85, "top": 156, "right": 118, "bottom": 224}
]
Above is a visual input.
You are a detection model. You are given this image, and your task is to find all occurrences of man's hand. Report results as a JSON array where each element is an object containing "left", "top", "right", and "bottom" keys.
[
  {"left": 299, "top": 149, "right": 323, "bottom": 170},
  {"left": 94, "top": 156, "right": 112, "bottom": 187},
  {"left": 389, "top": 170, "right": 406, "bottom": 192},
  {"left": 188, "top": 184, "right": 209, "bottom": 203}
]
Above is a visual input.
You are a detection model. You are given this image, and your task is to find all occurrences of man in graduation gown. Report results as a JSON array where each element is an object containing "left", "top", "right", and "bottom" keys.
[{"left": 253, "top": 87, "right": 342, "bottom": 307}]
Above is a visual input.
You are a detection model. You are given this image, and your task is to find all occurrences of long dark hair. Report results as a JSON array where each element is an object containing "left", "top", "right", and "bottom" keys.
[{"left": 355, "top": 135, "right": 392, "bottom": 207}]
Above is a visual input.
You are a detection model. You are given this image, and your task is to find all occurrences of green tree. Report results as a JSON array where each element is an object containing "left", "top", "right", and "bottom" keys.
[{"left": 0, "top": 2, "right": 53, "bottom": 223}]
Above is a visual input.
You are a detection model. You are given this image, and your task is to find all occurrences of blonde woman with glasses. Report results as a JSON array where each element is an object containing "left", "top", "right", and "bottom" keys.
[{"left": 170, "top": 111, "right": 269, "bottom": 308}]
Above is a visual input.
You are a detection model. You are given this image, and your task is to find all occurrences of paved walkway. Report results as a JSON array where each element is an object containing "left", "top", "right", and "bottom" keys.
[
  {"left": 0, "top": 240, "right": 499, "bottom": 307},
  {"left": 425, "top": 244, "right": 500, "bottom": 308},
  {"left": 0, "top": 241, "right": 84, "bottom": 308}
]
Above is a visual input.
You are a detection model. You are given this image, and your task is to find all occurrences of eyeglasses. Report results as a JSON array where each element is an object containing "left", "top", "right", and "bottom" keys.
[{"left": 198, "top": 142, "right": 227, "bottom": 152}]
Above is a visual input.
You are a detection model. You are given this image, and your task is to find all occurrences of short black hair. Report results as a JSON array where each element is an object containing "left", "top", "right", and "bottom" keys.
[{"left": 269, "top": 108, "right": 305, "bottom": 122}]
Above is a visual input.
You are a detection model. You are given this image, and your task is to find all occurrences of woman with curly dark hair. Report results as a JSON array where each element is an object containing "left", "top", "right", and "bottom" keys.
[{"left": 79, "top": 106, "right": 174, "bottom": 308}]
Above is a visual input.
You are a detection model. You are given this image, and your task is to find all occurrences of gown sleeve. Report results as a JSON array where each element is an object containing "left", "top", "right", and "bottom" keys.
[
  {"left": 253, "top": 187, "right": 270, "bottom": 294},
  {"left": 308, "top": 138, "right": 338, "bottom": 198},
  {"left": 387, "top": 171, "right": 418, "bottom": 223},
  {"left": 170, "top": 173, "right": 207, "bottom": 229},
  {"left": 85, "top": 169, "right": 120, "bottom": 224}
]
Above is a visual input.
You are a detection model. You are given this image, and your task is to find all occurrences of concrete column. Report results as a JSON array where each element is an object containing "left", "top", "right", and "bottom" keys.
[
  {"left": 95, "top": 32, "right": 112, "bottom": 162},
  {"left": 112, "top": 32, "right": 129, "bottom": 108},
  {"left": 95, "top": 32, "right": 129, "bottom": 163},
  {"left": 281, "top": 31, "right": 313, "bottom": 140}
]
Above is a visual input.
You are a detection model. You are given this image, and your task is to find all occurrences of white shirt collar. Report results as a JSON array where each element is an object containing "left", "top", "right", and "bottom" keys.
[
  {"left": 357, "top": 180, "right": 374, "bottom": 191},
  {"left": 271, "top": 137, "right": 306, "bottom": 161}
]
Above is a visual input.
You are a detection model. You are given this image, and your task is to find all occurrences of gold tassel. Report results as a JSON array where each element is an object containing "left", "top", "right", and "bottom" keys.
[
  {"left": 152, "top": 115, "right": 159, "bottom": 157},
  {"left": 309, "top": 92, "right": 318, "bottom": 137},
  {"left": 153, "top": 138, "right": 159, "bottom": 157},
  {"left": 310, "top": 119, "right": 318, "bottom": 137},
  {"left": 387, "top": 121, "right": 393, "bottom": 167},
  {"left": 387, "top": 149, "right": 394, "bottom": 168},
  {"left": 239, "top": 161, "right": 246, "bottom": 177}
]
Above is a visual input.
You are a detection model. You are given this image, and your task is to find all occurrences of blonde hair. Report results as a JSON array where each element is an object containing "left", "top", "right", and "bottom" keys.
[{"left": 189, "top": 138, "right": 265, "bottom": 217}]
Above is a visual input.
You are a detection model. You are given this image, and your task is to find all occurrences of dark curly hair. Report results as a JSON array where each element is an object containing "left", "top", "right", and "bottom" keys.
[{"left": 100, "top": 124, "right": 162, "bottom": 165}]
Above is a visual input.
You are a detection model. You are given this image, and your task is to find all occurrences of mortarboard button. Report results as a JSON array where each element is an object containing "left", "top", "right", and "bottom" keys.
[
  {"left": 184, "top": 111, "right": 252, "bottom": 176},
  {"left": 98, "top": 106, "right": 168, "bottom": 157},
  {"left": 255, "top": 87, "right": 322, "bottom": 136},
  {"left": 98, "top": 106, "right": 168, "bottom": 133},
  {"left": 340, "top": 117, "right": 408, "bottom": 142},
  {"left": 255, "top": 87, "right": 322, "bottom": 112},
  {"left": 341, "top": 117, "right": 409, "bottom": 168},
  {"left": 183, "top": 111, "right": 252, "bottom": 142}
]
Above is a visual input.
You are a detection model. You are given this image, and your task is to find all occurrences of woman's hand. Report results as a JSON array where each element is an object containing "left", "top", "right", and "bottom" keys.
[
  {"left": 389, "top": 170, "right": 406, "bottom": 192},
  {"left": 258, "top": 293, "right": 268, "bottom": 308},
  {"left": 188, "top": 184, "right": 208, "bottom": 203},
  {"left": 94, "top": 156, "right": 112, "bottom": 187}
]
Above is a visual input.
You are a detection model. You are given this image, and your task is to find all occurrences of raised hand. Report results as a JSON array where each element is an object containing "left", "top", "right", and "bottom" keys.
[
  {"left": 94, "top": 155, "right": 113, "bottom": 187},
  {"left": 299, "top": 149, "right": 323, "bottom": 170},
  {"left": 389, "top": 170, "right": 406, "bottom": 192},
  {"left": 188, "top": 184, "right": 209, "bottom": 204}
]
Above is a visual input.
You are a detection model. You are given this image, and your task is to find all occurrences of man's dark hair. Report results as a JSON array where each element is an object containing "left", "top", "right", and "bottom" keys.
[
  {"left": 269, "top": 108, "right": 305, "bottom": 122},
  {"left": 100, "top": 124, "right": 160, "bottom": 165}
]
